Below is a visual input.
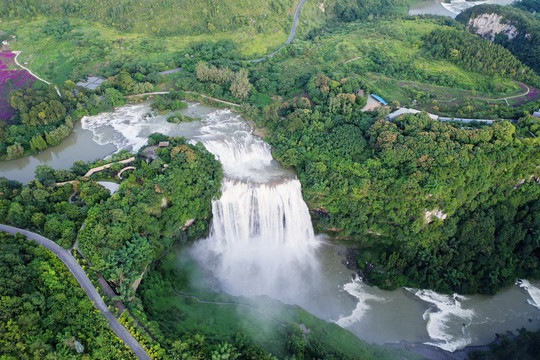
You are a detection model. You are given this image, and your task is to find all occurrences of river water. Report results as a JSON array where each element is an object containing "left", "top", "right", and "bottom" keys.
[
  {"left": 409, "top": 0, "right": 514, "bottom": 18},
  {"left": 1, "top": 101, "right": 539, "bottom": 354}
]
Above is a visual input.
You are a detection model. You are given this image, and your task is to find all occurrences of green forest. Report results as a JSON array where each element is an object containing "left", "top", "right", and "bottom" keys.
[{"left": 0, "top": 231, "right": 136, "bottom": 359}]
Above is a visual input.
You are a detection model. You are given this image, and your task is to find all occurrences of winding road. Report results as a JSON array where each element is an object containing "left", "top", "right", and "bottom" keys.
[
  {"left": 0, "top": 224, "right": 151, "bottom": 360},
  {"left": 248, "top": 0, "right": 308, "bottom": 63}
]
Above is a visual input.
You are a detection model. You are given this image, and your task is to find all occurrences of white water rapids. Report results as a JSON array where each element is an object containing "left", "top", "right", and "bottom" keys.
[{"left": 72, "top": 101, "right": 540, "bottom": 353}]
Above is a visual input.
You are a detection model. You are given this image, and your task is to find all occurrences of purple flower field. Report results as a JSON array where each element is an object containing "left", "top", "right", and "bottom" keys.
[{"left": 0, "top": 51, "right": 36, "bottom": 121}]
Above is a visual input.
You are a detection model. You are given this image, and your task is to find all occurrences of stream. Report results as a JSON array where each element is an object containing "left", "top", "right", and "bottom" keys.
[{"left": 1, "top": 101, "right": 539, "bottom": 354}]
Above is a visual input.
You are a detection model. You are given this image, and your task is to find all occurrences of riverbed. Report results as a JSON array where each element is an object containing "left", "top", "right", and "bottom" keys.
[
  {"left": 1, "top": 101, "right": 539, "bottom": 355},
  {"left": 409, "top": 0, "right": 515, "bottom": 18}
]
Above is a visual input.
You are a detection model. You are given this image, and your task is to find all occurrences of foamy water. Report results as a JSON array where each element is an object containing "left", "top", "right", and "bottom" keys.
[
  {"left": 441, "top": 0, "right": 514, "bottom": 14},
  {"left": 518, "top": 279, "right": 540, "bottom": 310},
  {"left": 411, "top": 289, "right": 475, "bottom": 352},
  {"left": 81, "top": 102, "right": 204, "bottom": 153},
  {"left": 335, "top": 276, "right": 388, "bottom": 327},
  {"left": 189, "top": 107, "right": 320, "bottom": 304}
]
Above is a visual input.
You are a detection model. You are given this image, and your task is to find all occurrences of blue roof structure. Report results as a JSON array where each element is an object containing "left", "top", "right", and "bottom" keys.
[{"left": 371, "top": 94, "right": 388, "bottom": 106}]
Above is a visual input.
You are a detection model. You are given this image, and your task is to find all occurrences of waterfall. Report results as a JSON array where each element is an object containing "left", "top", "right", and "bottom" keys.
[{"left": 191, "top": 109, "right": 320, "bottom": 303}]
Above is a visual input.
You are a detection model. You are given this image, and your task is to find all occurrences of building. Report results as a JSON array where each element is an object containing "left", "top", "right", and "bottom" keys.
[
  {"left": 371, "top": 94, "right": 388, "bottom": 106},
  {"left": 76, "top": 76, "right": 106, "bottom": 90},
  {"left": 387, "top": 108, "right": 439, "bottom": 121}
]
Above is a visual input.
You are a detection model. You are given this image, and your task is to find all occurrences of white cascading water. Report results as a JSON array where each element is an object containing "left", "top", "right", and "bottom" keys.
[{"left": 190, "top": 109, "right": 320, "bottom": 303}]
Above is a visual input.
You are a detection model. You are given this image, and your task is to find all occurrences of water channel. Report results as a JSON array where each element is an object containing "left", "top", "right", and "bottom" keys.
[
  {"left": 409, "top": 0, "right": 515, "bottom": 18},
  {"left": 1, "top": 101, "right": 539, "bottom": 354}
]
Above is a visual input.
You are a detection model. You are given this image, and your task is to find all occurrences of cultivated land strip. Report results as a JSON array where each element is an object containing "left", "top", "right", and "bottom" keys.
[{"left": 0, "top": 224, "right": 152, "bottom": 360}]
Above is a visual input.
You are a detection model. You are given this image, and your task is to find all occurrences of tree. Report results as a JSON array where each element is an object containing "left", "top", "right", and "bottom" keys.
[
  {"left": 230, "top": 69, "right": 252, "bottom": 100},
  {"left": 30, "top": 134, "right": 48, "bottom": 152},
  {"left": 35, "top": 165, "right": 56, "bottom": 186},
  {"left": 105, "top": 88, "right": 125, "bottom": 108},
  {"left": 6, "top": 142, "right": 24, "bottom": 160}
]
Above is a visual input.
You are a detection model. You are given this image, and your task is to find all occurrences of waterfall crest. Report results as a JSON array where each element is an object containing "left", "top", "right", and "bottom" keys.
[{"left": 191, "top": 109, "right": 320, "bottom": 303}]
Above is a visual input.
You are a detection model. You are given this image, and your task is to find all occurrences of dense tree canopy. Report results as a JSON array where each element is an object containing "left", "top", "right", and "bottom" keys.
[
  {"left": 0, "top": 231, "right": 136, "bottom": 359},
  {"left": 251, "top": 72, "right": 540, "bottom": 294},
  {"left": 78, "top": 136, "right": 223, "bottom": 301}
]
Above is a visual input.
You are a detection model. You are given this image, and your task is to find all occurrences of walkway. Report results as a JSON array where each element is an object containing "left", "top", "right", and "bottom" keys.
[
  {"left": 126, "top": 91, "right": 242, "bottom": 107},
  {"left": 159, "top": 68, "right": 183, "bottom": 75},
  {"left": 125, "top": 92, "right": 170, "bottom": 98},
  {"left": 188, "top": 91, "right": 242, "bottom": 107},
  {"left": 0, "top": 224, "right": 151, "bottom": 360},
  {"left": 12, "top": 51, "right": 62, "bottom": 97},
  {"left": 117, "top": 166, "right": 136, "bottom": 179},
  {"left": 84, "top": 157, "right": 136, "bottom": 177},
  {"left": 249, "top": 0, "right": 308, "bottom": 63}
]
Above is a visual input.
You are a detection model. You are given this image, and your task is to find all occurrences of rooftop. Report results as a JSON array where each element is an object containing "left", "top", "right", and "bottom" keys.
[{"left": 76, "top": 76, "right": 106, "bottom": 90}]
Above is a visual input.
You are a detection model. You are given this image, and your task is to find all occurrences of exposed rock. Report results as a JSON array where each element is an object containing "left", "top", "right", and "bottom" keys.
[
  {"left": 182, "top": 218, "right": 195, "bottom": 230},
  {"left": 131, "top": 268, "right": 147, "bottom": 292},
  {"left": 468, "top": 13, "right": 520, "bottom": 41},
  {"left": 514, "top": 178, "right": 527, "bottom": 189},
  {"left": 160, "top": 197, "right": 169, "bottom": 209},
  {"left": 425, "top": 208, "right": 447, "bottom": 223}
]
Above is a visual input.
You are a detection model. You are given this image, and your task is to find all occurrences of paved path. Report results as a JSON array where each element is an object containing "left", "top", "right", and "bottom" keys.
[
  {"left": 188, "top": 91, "right": 242, "bottom": 107},
  {"left": 126, "top": 91, "right": 242, "bottom": 107},
  {"left": 12, "top": 51, "right": 62, "bottom": 97},
  {"left": 479, "top": 83, "right": 531, "bottom": 102},
  {"left": 159, "top": 68, "right": 183, "bottom": 75},
  {"left": 249, "top": 0, "right": 308, "bottom": 63},
  {"left": 0, "top": 224, "right": 151, "bottom": 360},
  {"left": 84, "top": 157, "right": 136, "bottom": 177},
  {"left": 125, "top": 92, "right": 171, "bottom": 98}
]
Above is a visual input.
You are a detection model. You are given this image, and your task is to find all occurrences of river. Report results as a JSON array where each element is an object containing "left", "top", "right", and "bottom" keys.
[
  {"left": 409, "top": 0, "right": 515, "bottom": 18},
  {"left": 1, "top": 101, "right": 539, "bottom": 355}
]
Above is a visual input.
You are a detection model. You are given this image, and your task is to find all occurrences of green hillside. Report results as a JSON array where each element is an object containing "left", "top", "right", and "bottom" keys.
[
  {"left": 0, "top": 0, "right": 299, "bottom": 36},
  {"left": 457, "top": 4, "right": 540, "bottom": 74}
]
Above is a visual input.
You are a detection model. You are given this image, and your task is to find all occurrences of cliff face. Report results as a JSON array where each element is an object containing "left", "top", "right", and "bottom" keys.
[
  {"left": 468, "top": 13, "right": 521, "bottom": 41},
  {"left": 457, "top": 4, "right": 540, "bottom": 73}
]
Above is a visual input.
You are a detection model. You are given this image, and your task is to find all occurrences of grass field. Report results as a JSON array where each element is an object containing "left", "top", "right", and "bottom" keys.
[
  {"left": 247, "top": 17, "right": 531, "bottom": 114},
  {"left": 0, "top": 18, "right": 296, "bottom": 83}
]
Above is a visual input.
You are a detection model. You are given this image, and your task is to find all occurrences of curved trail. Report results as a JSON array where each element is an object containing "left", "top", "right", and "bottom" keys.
[
  {"left": 12, "top": 51, "right": 62, "bottom": 97},
  {"left": 0, "top": 224, "right": 151, "bottom": 360},
  {"left": 248, "top": 0, "right": 308, "bottom": 63},
  {"left": 171, "top": 286, "right": 287, "bottom": 326},
  {"left": 478, "top": 83, "right": 531, "bottom": 101}
]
